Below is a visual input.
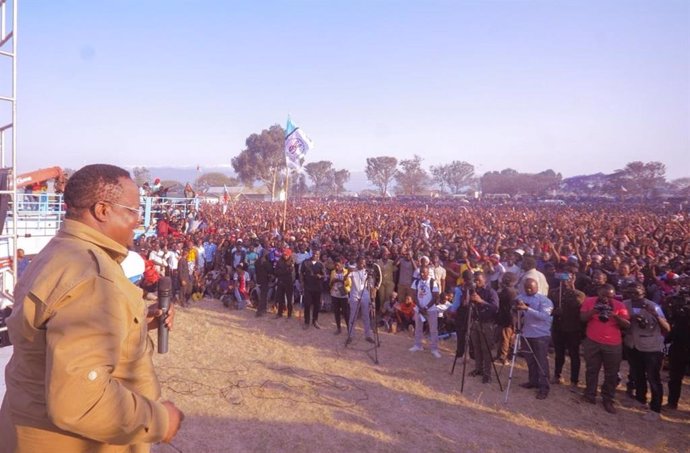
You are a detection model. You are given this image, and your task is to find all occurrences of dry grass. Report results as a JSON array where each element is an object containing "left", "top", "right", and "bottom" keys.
[{"left": 151, "top": 299, "right": 690, "bottom": 453}]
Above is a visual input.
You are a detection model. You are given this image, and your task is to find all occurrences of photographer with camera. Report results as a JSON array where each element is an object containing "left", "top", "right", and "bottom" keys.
[
  {"left": 515, "top": 278, "right": 554, "bottom": 400},
  {"left": 467, "top": 272, "right": 499, "bottom": 383},
  {"left": 622, "top": 282, "right": 669, "bottom": 421},
  {"left": 495, "top": 272, "right": 519, "bottom": 365},
  {"left": 580, "top": 284, "right": 630, "bottom": 414},
  {"left": 549, "top": 267, "right": 585, "bottom": 387},
  {"left": 665, "top": 283, "right": 690, "bottom": 411}
]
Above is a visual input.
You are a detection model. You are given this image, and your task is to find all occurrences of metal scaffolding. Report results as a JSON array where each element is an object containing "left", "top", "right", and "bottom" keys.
[{"left": 0, "top": 0, "right": 17, "bottom": 293}]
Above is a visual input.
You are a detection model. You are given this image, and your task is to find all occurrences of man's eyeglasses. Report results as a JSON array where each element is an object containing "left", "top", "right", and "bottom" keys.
[{"left": 106, "top": 201, "right": 143, "bottom": 217}]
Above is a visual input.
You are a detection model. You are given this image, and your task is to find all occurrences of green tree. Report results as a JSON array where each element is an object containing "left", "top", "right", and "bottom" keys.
[
  {"left": 231, "top": 124, "right": 286, "bottom": 200},
  {"left": 305, "top": 161, "right": 335, "bottom": 195},
  {"left": 334, "top": 169, "right": 350, "bottom": 195},
  {"left": 289, "top": 173, "right": 309, "bottom": 198},
  {"left": 365, "top": 156, "right": 398, "bottom": 197},
  {"left": 614, "top": 161, "right": 666, "bottom": 198},
  {"left": 480, "top": 168, "right": 561, "bottom": 197},
  {"left": 132, "top": 167, "right": 151, "bottom": 186},
  {"left": 395, "top": 155, "right": 429, "bottom": 195},
  {"left": 670, "top": 177, "right": 690, "bottom": 196},
  {"left": 431, "top": 161, "right": 475, "bottom": 194}
]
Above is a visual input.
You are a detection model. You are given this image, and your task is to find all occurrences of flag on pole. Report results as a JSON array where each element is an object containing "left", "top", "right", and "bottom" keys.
[
  {"left": 223, "top": 184, "right": 229, "bottom": 203},
  {"left": 285, "top": 117, "right": 313, "bottom": 169}
]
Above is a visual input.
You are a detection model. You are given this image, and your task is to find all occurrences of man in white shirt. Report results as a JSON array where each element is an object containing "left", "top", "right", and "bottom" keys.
[
  {"left": 518, "top": 256, "right": 549, "bottom": 296},
  {"left": 409, "top": 266, "right": 442, "bottom": 358},
  {"left": 148, "top": 242, "right": 167, "bottom": 277},
  {"left": 346, "top": 257, "right": 375, "bottom": 344}
]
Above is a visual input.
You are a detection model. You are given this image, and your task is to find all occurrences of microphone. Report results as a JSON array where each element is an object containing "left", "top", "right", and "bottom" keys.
[{"left": 157, "top": 276, "right": 172, "bottom": 354}]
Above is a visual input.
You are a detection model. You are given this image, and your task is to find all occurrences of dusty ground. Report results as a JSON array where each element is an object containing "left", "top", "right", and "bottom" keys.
[{"left": 151, "top": 298, "right": 690, "bottom": 453}]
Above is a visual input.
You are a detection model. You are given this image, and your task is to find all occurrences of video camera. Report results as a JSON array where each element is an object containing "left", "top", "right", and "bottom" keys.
[
  {"left": 465, "top": 279, "right": 477, "bottom": 294},
  {"left": 667, "top": 286, "right": 690, "bottom": 322},
  {"left": 594, "top": 297, "right": 614, "bottom": 322}
]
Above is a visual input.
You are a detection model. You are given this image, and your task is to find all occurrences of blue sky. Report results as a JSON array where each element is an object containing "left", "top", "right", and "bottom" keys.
[{"left": 12, "top": 0, "right": 690, "bottom": 179}]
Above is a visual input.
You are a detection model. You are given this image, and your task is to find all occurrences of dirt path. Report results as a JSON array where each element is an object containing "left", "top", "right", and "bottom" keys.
[{"left": 152, "top": 299, "right": 690, "bottom": 453}]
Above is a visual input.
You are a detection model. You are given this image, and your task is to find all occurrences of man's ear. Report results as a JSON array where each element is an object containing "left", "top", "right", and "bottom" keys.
[{"left": 92, "top": 201, "right": 110, "bottom": 222}]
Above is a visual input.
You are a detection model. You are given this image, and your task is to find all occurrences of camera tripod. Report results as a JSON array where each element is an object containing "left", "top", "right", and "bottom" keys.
[
  {"left": 344, "top": 289, "right": 381, "bottom": 365},
  {"left": 451, "top": 288, "right": 503, "bottom": 393},
  {"left": 503, "top": 309, "right": 547, "bottom": 403}
]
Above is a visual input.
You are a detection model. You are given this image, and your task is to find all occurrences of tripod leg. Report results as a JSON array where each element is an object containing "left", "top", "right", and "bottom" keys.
[
  {"left": 460, "top": 309, "right": 472, "bottom": 393},
  {"left": 369, "top": 300, "right": 380, "bottom": 364},
  {"left": 345, "top": 298, "right": 362, "bottom": 346},
  {"left": 503, "top": 332, "right": 523, "bottom": 403},
  {"left": 478, "top": 323, "right": 503, "bottom": 391}
]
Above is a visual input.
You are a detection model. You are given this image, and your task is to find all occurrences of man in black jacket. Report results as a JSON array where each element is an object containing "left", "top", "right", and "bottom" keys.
[
  {"left": 300, "top": 250, "right": 325, "bottom": 329},
  {"left": 254, "top": 251, "right": 274, "bottom": 317},
  {"left": 274, "top": 248, "right": 295, "bottom": 319},
  {"left": 468, "top": 272, "right": 499, "bottom": 383},
  {"left": 549, "top": 267, "right": 585, "bottom": 386}
]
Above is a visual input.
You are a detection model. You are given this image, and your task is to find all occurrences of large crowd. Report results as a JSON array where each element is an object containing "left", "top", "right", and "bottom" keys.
[{"left": 134, "top": 194, "right": 690, "bottom": 420}]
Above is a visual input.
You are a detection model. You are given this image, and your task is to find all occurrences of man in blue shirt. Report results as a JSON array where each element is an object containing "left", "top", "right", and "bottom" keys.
[{"left": 515, "top": 278, "right": 554, "bottom": 399}]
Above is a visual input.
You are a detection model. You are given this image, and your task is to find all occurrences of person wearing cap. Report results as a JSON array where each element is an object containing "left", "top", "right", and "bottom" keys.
[
  {"left": 230, "top": 239, "right": 246, "bottom": 270},
  {"left": 485, "top": 253, "right": 505, "bottom": 291},
  {"left": 151, "top": 177, "right": 161, "bottom": 194},
  {"left": 274, "top": 247, "right": 295, "bottom": 319}
]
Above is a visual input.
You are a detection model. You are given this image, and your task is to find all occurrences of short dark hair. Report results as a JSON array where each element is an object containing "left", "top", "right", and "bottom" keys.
[
  {"left": 64, "top": 164, "right": 131, "bottom": 219},
  {"left": 522, "top": 256, "right": 537, "bottom": 270}
]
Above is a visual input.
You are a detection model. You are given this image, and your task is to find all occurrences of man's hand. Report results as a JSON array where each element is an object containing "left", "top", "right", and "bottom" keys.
[
  {"left": 161, "top": 401, "right": 185, "bottom": 443},
  {"left": 515, "top": 301, "right": 529, "bottom": 311},
  {"left": 147, "top": 302, "right": 175, "bottom": 331},
  {"left": 470, "top": 292, "right": 483, "bottom": 304}
]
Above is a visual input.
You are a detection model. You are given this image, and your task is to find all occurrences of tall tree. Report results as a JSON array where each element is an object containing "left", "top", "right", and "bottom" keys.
[
  {"left": 395, "top": 155, "right": 429, "bottom": 195},
  {"left": 365, "top": 156, "right": 398, "bottom": 197},
  {"left": 333, "top": 169, "right": 350, "bottom": 195},
  {"left": 480, "top": 168, "right": 561, "bottom": 196},
  {"left": 231, "top": 124, "right": 285, "bottom": 200},
  {"left": 615, "top": 161, "right": 666, "bottom": 197},
  {"left": 431, "top": 161, "right": 475, "bottom": 194},
  {"left": 305, "top": 161, "right": 335, "bottom": 195},
  {"left": 132, "top": 167, "right": 151, "bottom": 186}
]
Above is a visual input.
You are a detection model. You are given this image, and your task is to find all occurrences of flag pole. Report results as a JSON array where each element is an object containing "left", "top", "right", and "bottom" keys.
[{"left": 282, "top": 158, "right": 289, "bottom": 233}]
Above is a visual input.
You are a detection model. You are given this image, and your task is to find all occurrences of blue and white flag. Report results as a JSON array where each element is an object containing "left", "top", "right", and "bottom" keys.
[{"left": 285, "top": 117, "right": 313, "bottom": 168}]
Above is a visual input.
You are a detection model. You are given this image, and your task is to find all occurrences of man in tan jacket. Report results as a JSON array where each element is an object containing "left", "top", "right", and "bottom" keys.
[{"left": 0, "top": 164, "right": 184, "bottom": 452}]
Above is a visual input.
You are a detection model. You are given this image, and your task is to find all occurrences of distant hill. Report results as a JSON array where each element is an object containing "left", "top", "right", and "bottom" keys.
[{"left": 127, "top": 166, "right": 373, "bottom": 192}]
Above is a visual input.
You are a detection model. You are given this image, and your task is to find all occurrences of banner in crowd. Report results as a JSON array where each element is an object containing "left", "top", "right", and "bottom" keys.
[{"left": 284, "top": 117, "right": 313, "bottom": 169}]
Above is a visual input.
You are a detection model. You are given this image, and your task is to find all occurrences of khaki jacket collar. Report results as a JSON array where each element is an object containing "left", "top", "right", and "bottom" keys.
[{"left": 60, "top": 219, "right": 129, "bottom": 263}]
